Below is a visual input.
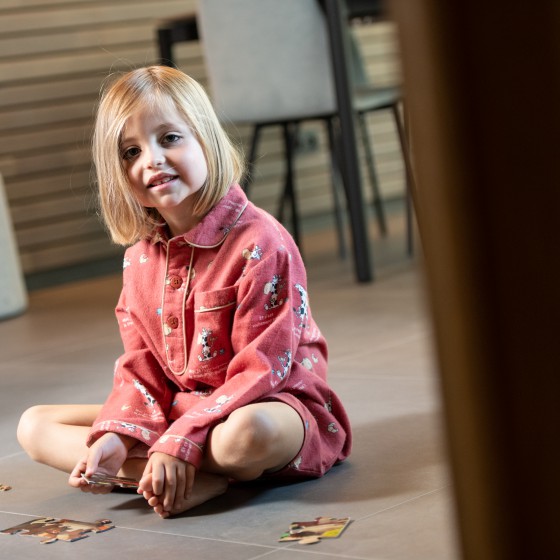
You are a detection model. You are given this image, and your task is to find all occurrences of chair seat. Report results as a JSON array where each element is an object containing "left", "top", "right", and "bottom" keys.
[
  {"left": 353, "top": 85, "right": 402, "bottom": 113},
  {"left": 237, "top": 85, "right": 402, "bottom": 127}
]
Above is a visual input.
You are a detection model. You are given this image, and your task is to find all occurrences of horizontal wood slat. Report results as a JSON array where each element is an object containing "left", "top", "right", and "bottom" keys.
[
  {"left": 0, "top": 23, "right": 157, "bottom": 60},
  {"left": 0, "top": 75, "right": 102, "bottom": 108},
  {"left": 0, "top": 1, "right": 188, "bottom": 35},
  {"left": 3, "top": 0, "right": 104, "bottom": 9}
]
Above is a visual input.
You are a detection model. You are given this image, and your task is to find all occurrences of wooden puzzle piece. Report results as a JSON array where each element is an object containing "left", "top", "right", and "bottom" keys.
[{"left": 1, "top": 517, "right": 114, "bottom": 544}]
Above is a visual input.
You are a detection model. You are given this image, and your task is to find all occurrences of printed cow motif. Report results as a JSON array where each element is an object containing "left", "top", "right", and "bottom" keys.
[
  {"left": 197, "top": 327, "right": 224, "bottom": 362},
  {"left": 272, "top": 349, "right": 292, "bottom": 381},
  {"left": 327, "top": 422, "right": 339, "bottom": 433},
  {"left": 133, "top": 379, "right": 156, "bottom": 407},
  {"left": 292, "top": 283, "right": 309, "bottom": 327},
  {"left": 242, "top": 245, "right": 263, "bottom": 261},
  {"left": 264, "top": 274, "right": 287, "bottom": 310}
]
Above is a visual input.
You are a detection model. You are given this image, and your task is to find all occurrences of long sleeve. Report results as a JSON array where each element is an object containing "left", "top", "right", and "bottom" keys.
[{"left": 87, "top": 270, "right": 174, "bottom": 453}]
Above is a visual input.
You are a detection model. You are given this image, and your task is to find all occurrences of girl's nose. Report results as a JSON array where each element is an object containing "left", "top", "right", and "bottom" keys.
[{"left": 144, "top": 145, "right": 164, "bottom": 168}]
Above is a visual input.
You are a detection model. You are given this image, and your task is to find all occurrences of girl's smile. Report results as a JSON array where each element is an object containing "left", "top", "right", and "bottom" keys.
[
  {"left": 147, "top": 173, "right": 180, "bottom": 189},
  {"left": 121, "top": 102, "right": 208, "bottom": 235}
]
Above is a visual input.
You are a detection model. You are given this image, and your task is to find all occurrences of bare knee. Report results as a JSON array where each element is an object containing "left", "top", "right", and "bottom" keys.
[
  {"left": 17, "top": 405, "right": 55, "bottom": 461},
  {"left": 17, "top": 406, "right": 43, "bottom": 460},
  {"left": 211, "top": 407, "right": 282, "bottom": 478}
]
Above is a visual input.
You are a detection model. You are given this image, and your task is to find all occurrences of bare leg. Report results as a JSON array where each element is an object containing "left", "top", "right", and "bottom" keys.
[
  {"left": 18, "top": 405, "right": 101, "bottom": 473},
  {"left": 17, "top": 405, "right": 147, "bottom": 479},
  {"left": 203, "top": 401, "right": 305, "bottom": 479}
]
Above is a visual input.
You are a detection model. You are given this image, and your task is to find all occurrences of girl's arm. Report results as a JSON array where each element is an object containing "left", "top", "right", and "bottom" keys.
[{"left": 87, "top": 267, "right": 174, "bottom": 454}]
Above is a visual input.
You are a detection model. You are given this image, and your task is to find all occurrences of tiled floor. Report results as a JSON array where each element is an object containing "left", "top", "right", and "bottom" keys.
[{"left": 0, "top": 208, "right": 459, "bottom": 559}]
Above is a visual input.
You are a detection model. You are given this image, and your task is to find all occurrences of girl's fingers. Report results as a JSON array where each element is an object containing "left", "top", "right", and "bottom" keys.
[
  {"left": 174, "top": 470, "right": 187, "bottom": 511},
  {"left": 84, "top": 446, "right": 102, "bottom": 478},
  {"left": 152, "top": 463, "right": 165, "bottom": 497},
  {"left": 68, "top": 458, "right": 88, "bottom": 488},
  {"left": 138, "top": 468, "right": 153, "bottom": 494},
  {"left": 162, "top": 466, "right": 177, "bottom": 512},
  {"left": 184, "top": 463, "right": 196, "bottom": 500}
]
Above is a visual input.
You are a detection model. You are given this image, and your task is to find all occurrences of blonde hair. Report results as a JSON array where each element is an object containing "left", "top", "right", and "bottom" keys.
[{"left": 93, "top": 66, "right": 244, "bottom": 245}]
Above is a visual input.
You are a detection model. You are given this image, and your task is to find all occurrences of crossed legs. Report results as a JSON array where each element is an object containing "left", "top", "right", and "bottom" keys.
[{"left": 17, "top": 401, "right": 304, "bottom": 515}]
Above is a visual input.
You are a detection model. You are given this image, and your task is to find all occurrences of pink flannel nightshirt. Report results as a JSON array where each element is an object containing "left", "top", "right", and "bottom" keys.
[{"left": 87, "top": 184, "right": 351, "bottom": 477}]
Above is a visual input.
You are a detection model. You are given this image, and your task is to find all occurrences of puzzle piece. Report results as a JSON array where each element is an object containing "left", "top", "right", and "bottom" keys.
[
  {"left": 1, "top": 517, "right": 114, "bottom": 544},
  {"left": 279, "top": 516, "right": 351, "bottom": 545},
  {"left": 298, "top": 536, "right": 321, "bottom": 545},
  {"left": 0, "top": 484, "right": 11, "bottom": 492},
  {"left": 81, "top": 472, "right": 139, "bottom": 489}
]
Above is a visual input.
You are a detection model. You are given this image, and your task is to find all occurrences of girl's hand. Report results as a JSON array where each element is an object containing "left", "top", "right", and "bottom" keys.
[
  {"left": 68, "top": 432, "right": 135, "bottom": 493},
  {"left": 138, "top": 452, "right": 195, "bottom": 517}
]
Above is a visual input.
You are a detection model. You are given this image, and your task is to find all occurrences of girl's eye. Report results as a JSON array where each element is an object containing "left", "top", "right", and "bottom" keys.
[
  {"left": 162, "top": 133, "right": 181, "bottom": 145},
  {"left": 122, "top": 146, "right": 140, "bottom": 160}
]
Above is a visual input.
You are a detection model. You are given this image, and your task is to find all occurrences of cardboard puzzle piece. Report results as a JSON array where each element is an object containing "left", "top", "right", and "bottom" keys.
[
  {"left": 279, "top": 516, "right": 351, "bottom": 545},
  {"left": 1, "top": 517, "right": 114, "bottom": 544},
  {"left": 81, "top": 472, "right": 139, "bottom": 489}
]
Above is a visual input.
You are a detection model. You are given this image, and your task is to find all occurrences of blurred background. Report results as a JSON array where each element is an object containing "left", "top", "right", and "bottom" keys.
[{"left": 0, "top": 0, "right": 406, "bottom": 289}]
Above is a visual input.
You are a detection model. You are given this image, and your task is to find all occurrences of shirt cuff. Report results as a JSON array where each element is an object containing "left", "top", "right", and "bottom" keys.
[
  {"left": 148, "top": 433, "right": 205, "bottom": 468},
  {"left": 87, "top": 419, "right": 161, "bottom": 449}
]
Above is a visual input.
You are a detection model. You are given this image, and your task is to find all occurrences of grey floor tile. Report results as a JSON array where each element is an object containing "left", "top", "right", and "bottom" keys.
[
  {"left": 0, "top": 361, "right": 113, "bottom": 456},
  {"left": 328, "top": 332, "right": 436, "bottom": 380}
]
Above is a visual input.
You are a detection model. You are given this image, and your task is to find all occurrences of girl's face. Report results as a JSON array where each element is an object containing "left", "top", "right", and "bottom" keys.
[{"left": 120, "top": 102, "right": 208, "bottom": 236}]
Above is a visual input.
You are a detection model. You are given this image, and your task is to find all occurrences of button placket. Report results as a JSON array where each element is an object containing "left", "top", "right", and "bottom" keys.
[{"left": 161, "top": 241, "right": 193, "bottom": 376}]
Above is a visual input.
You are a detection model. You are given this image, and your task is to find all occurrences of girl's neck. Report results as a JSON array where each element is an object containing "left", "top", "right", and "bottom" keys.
[{"left": 165, "top": 215, "right": 201, "bottom": 238}]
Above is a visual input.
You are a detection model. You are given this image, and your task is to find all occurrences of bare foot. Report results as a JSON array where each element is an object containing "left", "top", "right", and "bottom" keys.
[{"left": 141, "top": 472, "right": 229, "bottom": 518}]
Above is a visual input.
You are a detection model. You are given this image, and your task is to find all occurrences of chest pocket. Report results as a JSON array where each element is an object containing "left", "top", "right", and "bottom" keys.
[{"left": 188, "top": 286, "right": 238, "bottom": 387}]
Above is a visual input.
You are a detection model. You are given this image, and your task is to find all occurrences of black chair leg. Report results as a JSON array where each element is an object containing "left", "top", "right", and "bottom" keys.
[
  {"left": 278, "top": 123, "right": 301, "bottom": 248},
  {"left": 392, "top": 103, "right": 416, "bottom": 257},
  {"left": 242, "top": 124, "right": 262, "bottom": 196},
  {"left": 157, "top": 27, "right": 175, "bottom": 67},
  {"left": 326, "top": 118, "right": 348, "bottom": 260},
  {"left": 358, "top": 111, "right": 388, "bottom": 237}
]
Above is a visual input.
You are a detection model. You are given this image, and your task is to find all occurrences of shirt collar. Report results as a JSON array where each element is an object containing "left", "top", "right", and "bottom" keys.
[{"left": 151, "top": 184, "right": 248, "bottom": 248}]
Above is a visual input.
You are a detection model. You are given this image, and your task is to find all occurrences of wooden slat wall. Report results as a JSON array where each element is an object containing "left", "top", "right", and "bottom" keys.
[{"left": 0, "top": 0, "right": 403, "bottom": 276}]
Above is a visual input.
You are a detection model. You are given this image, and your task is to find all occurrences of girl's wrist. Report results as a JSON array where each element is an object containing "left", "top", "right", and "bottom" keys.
[
  {"left": 117, "top": 433, "right": 138, "bottom": 450},
  {"left": 103, "top": 431, "right": 137, "bottom": 450}
]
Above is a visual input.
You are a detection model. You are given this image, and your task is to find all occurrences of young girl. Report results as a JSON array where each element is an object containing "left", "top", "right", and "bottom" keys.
[{"left": 17, "top": 66, "right": 352, "bottom": 518}]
